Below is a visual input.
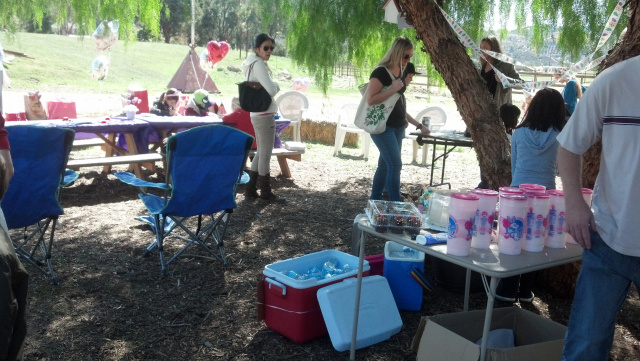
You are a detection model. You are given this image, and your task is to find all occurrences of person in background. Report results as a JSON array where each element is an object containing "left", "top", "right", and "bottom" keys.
[
  {"left": 381, "top": 61, "right": 429, "bottom": 200},
  {"left": 241, "top": 33, "right": 283, "bottom": 203},
  {"left": 0, "top": 112, "right": 29, "bottom": 361},
  {"left": 553, "top": 70, "right": 586, "bottom": 119},
  {"left": 184, "top": 89, "right": 213, "bottom": 116},
  {"left": 500, "top": 103, "right": 521, "bottom": 141},
  {"left": 496, "top": 87, "right": 566, "bottom": 304},
  {"left": 222, "top": 97, "right": 256, "bottom": 150},
  {"left": 150, "top": 88, "right": 180, "bottom": 116},
  {"left": 478, "top": 35, "right": 522, "bottom": 108},
  {"left": 557, "top": 55, "right": 640, "bottom": 361},
  {"left": 476, "top": 103, "right": 521, "bottom": 188},
  {"left": 367, "top": 38, "right": 429, "bottom": 202}
]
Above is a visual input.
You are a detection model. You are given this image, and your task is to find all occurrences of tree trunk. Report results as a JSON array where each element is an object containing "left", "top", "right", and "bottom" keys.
[{"left": 399, "top": 0, "right": 512, "bottom": 190}]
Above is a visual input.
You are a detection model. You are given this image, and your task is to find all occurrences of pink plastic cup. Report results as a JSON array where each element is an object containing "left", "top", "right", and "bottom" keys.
[
  {"left": 522, "top": 193, "right": 550, "bottom": 252},
  {"left": 470, "top": 189, "right": 499, "bottom": 249},
  {"left": 545, "top": 190, "right": 567, "bottom": 248},
  {"left": 582, "top": 188, "right": 593, "bottom": 206},
  {"left": 447, "top": 193, "right": 479, "bottom": 256},
  {"left": 497, "top": 194, "right": 528, "bottom": 255},
  {"left": 519, "top": 183, "right": 546, "bottom": 193}
]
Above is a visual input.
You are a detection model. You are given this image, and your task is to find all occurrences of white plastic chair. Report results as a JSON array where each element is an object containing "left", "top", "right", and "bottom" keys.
[
  {"left": 333, "top": 103, "right": 371, "bottom": 159},
  {"left": 405, "top": 106, "right": 447, "bottom": 165},
  {"left": 276, "top": 90, "right": 309, "bottom": 142}
]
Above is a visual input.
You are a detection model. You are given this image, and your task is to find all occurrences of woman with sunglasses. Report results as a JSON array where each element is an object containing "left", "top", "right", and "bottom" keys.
[
  {"left": 367, "top": 36, "right": 428, "bottom": 202},
  {"left": 150, "top": 88, "right": 181, "bottom": 116},
  {"left": 241, "top": 33, "right": 284, "bottom": 203}
]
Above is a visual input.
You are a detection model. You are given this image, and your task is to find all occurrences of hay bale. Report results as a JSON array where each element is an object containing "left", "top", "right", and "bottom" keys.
[{"left": 279, "top": 119, "right": 359, "bottom": 146}]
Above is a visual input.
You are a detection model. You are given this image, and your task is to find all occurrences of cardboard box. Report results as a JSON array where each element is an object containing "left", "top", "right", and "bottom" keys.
[{"left": 412, "top": 307, "right": 566, "bottom": 361}]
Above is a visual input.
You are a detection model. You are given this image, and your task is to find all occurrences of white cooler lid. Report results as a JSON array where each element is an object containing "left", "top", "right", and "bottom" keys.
[{"left": 317, "top": 275, "right": 402, "bottom": 352}]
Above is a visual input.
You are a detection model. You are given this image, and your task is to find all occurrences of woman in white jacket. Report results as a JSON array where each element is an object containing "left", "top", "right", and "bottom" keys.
[{"left": 241, "top": 33, "right": 283, "bottom": 203}]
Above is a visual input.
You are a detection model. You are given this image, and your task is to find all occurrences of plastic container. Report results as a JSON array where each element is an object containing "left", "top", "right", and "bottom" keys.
[
  {"left": 366, "top": 200, "right": 422, "bottom": 237},
  {"left": 522, "top": 193, "right": 549, "bottom": 252},
  {"left": 498, "top": 194, "right": 528, "bottom": 255},
  {"left": 262, "top": 250, "right": 370, "bottom": 343},
  {"left": 447, "top": 193, "right": 479, "bottom": 256},
  {"left": 565, "top": 188, "right": 594, "bottom": 245},
  {"left": 470, "top": 189, "right": 499, "bottom": 249},
  {"left": 383, "top": 241, "right": 425, "bottom": 311},
  {"left": 545, "top": 190, "right": 567, "bottom": 248},
  {"left": 317, "top": 276, "right": 402, "bottom": 352}
]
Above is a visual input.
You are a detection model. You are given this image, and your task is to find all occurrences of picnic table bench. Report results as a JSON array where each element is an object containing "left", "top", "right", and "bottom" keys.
[{"left": 248, "top": 147, "right": 305, "bottom": 178}]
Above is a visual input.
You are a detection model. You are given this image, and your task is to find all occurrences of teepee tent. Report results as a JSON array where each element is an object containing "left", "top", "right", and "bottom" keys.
[{"left": 167, "top": 47, "right": 219, "bottom": 93}]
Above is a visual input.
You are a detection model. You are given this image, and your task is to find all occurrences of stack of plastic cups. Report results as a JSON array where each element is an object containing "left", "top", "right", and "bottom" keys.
[
  {"left": 519, "top": 183, "right": 546, "bottom": 195},
  {"left": 470, "top": 189, "right": 499, "bottom": 249},
  {"left": 497, "top": 187, "right": 524, "bottom": 237},
  {"left": 565, "top": 188, "right": 594, "bottom": 245},
  {"left": 446, "top": 193, "right": 479, "bottom": 256},
  {"left": 545, "top": 190, "right": 567, "bottom": 248},
  {"left": 521, "top": 192, "right": 550, "bottom": 252},
  {"left": 497, "top": 194, "right": 528, "bottom": 255}
]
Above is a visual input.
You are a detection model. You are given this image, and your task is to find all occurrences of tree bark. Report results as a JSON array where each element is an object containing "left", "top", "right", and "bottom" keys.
[
  {"left": 580, "top": 0, "right": 640, "bottom": 188},
  {"left": 399, "top": 0, "right": 512, "bottom": 190}
]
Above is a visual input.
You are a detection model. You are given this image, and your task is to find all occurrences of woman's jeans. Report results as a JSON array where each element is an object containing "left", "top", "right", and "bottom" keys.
[
  {"left": 370, "top": 125, "right": 405, "bottom": 201},
  {"left": 250, "top": 113, "right": 276, "bottom": 176},
  {"left": 562, "top": 230, "right": 640, "bottom": 361}
]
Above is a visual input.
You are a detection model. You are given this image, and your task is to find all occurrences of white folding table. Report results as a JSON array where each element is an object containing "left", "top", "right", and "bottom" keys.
[{"left": 349, "top": 213, "right": 583, "bottom": 361}]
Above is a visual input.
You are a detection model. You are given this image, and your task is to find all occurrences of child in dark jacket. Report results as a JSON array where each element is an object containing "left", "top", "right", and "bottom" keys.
[{"left": 150, "top": 88, "right": 180, "bottom": 116}]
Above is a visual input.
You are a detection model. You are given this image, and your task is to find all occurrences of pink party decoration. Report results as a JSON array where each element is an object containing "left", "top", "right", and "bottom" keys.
[{"left": 206, "top": 41, "right": 230, "bottom": 65}]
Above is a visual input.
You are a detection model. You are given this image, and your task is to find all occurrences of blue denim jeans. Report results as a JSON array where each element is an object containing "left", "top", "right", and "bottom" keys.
[
  {"left": 370, "top": 125, "right": 405, "bottom": 201},
  {"left": 562, "top": 230, "right": 640, "bottom": 361}
]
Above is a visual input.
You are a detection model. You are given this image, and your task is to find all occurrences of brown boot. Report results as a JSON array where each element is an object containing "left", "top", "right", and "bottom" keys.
[
  {"left": 257, "top": 174, "right": 286, "bottom": 203},
  {"left": 244, "top": 170, "right": 259, "bottom": 199}
]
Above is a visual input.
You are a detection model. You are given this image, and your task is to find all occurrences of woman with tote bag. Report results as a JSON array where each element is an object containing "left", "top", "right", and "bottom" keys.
[
  {"left": 240, "top": 33, "right": 284, "bottom": 203},
  {"left": 366, "top": 36, "right": 429, "bottom": 202}
]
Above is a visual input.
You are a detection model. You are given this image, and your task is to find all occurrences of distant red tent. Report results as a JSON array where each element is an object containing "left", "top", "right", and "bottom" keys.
[{"left": 167, "top": 48, "right": 219, "bottom": 94}]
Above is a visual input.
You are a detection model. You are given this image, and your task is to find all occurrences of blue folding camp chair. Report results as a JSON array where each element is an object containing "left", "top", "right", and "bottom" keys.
[
  {"left": 1, "top": 125, "right": 77, "bottom": 285},
  {"left": 115, "top": 125, "right": 253, "bottom": 276}
]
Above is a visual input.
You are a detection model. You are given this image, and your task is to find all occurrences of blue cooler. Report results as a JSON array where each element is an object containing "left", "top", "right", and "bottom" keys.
[{"left": 383, "top": 241, "right": 425, "bottom": 311}]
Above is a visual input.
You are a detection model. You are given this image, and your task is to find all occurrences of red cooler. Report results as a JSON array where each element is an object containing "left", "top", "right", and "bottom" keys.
[{"left": 262, "top": 250, "right": 370, "bottom": 343}]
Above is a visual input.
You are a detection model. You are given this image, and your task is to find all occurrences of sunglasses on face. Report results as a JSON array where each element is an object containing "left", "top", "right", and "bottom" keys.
[
  {"left": 263, "top": 46, "right": 275, "bottom": 51},
  {"left": 403, "top": 54, "right": 412, "bottom": 60}
]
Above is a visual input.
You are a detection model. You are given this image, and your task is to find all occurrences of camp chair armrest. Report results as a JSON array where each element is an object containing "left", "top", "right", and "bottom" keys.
[
  {"left": 114, "top": 172, "right": 170, "bottom": 190},
  {"left": 62, "top": 169, "right": 79, "bottom": 187}
]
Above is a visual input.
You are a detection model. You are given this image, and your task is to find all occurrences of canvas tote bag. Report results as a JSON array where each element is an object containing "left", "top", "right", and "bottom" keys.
[{"left": 354, "top": 67, "right": 401, "bottom": 134}]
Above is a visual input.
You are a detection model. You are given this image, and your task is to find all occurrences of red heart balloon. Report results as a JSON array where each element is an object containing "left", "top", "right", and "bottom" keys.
[{"left": 206, "top": 41, "right": 230, "bottom": 65}]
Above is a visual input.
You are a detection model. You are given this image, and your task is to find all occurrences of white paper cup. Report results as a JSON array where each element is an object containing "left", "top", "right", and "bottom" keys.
[
  {"left": 497, "top": 194, "right": 528, "bottom": 255},
  {"left": 545, "top": 190, "right": 567, "bottom": 248},
  {"left": 470, "top": 189, "right": 499, "bottom": 249},
  {"left": 447, "top": 193, "right": 479, "bottom": 256},
  {"left": 521, "top": 193, "right": 549, "bottom": 252}
]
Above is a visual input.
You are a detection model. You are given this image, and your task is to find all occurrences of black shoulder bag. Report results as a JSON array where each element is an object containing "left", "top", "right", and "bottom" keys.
[{"left": 237, "top": 61, "right": 272, "bottom": 112}]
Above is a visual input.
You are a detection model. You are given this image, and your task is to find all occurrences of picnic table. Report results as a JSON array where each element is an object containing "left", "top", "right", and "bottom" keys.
[{"left": 7, "top": 117, "right": 155, "bottom": 180}]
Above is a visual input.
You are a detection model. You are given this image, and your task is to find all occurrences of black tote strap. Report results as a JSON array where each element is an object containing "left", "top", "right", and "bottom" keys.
[{"left": 246, "top": 61, "right": 260, "bottom": 81}]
